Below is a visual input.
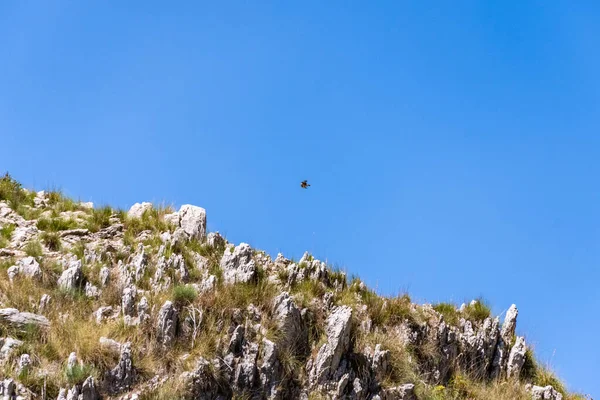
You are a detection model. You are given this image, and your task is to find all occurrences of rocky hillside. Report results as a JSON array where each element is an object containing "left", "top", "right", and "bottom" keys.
[{"left": 0, "top": 174, "right": 587, "bottom": 400}]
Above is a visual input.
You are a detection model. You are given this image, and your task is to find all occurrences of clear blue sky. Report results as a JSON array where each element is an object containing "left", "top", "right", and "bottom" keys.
[{"left": 1, "top": 2, "right": 598, "bottom": 396}]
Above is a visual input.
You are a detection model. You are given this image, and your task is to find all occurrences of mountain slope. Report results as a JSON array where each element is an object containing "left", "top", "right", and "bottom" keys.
[{"left": 0, "top": 174, "right": 587, "bottom": 400}]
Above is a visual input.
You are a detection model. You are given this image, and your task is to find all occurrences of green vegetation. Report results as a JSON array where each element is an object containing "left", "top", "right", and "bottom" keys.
[
  {"left": 0, "top": 223, "right": 15, "bottom": 248},
  {"left": 86, "top": 206, "right": 113, "bottom": 232},
  {"left": 24, "top": 240, "right": 43, "bottom": 258},
  {"left": 172, "top": 285, "right": 198, "bottom": 306},
  {"left": 0, "top": 174, "right": 584, "bottom": 400},
  {"left": 40, "top": 231, "right": 62, "bottom": 251},
  {"left": 37, "top": 217, "right": 78, "bottom": 232},
  {"left": 0, "top": 172, "right": 34, "bottom": 211}
]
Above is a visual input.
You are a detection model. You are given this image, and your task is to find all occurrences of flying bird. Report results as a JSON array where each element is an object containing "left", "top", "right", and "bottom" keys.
[{"left": 301, "top": 180, "right": 310, "bottom": 189}]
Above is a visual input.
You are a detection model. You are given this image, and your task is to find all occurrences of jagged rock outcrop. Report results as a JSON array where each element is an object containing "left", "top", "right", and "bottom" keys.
[
  {"left": 180, "top": 357, "right": 226, "bottom": 400},
  {"left": 57, "top": 260, "right": 84, "bottom": 290},
  {"left": 156, "top": 301, "right": 178, "bottom": 347},
  {"left": 272, "top": 291, "right": 307, "bottom": 354},
  {"left": 127, "top": 202, "right": 153, "bottom": 219},
  {"left": 7, "top": 256, "right": 41, "bottom": 281},
  {"left": 220, "top": 243, "right": 257, "bottom": 284},
  {"left": 529, "top": 385, "right": 564, "bottom": 400},
  {"left": 310, "top": 305, "right": 353, "bottom": 386},
  {"left": 104, "top": 342, "right": 135, "bottom": 394},
  {"left": 507, "top": 336, "right": 527, "bottom": 378},
  {"left": 0, "top": 178, "right": 578, "bottom": 400},
  {"left": 0, "top": 308, "right": 49, "bottom": 329}
]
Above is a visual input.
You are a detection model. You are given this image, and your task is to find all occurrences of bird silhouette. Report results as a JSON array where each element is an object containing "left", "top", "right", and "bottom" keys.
[{"left": 300, "top": 180, "right": 310, "bottom": 189}]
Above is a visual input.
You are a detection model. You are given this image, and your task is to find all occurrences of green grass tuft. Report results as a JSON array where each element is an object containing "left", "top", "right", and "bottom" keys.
[
  {"left": 24, "top": 240, "right": 44, "bottom": 258},
  {"left": 0, "top": 172, "right": 34, "bottom": 210},
  {"left": 172, "top": 285, "right": 198, "bottom": 306},
  {"left": 40, "top": 231, "right": 62, "bottom": 251}
]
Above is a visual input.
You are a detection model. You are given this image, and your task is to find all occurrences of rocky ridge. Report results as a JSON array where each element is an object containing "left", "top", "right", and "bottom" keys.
[{"left": 0, "top": 175, "right": 587, "bottom": 400}]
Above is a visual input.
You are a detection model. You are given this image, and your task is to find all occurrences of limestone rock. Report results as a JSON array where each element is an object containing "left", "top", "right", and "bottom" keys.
[
  {"left": 99, "top": 267, "right": 110, "bottom": 287},
  {"left": 310, "top": 305, "right": 353, "bottom": 385},
  {"left": 100, "top": 337, "right": 123, "bottom": 353},
  {"left": 57, "top": 260, "right": 84, "bottom": 290},
  {"left": 180, "top": 357, "right": 223, "bottom": 400},
  {"left": 0, "top": 338, "right": 23, "bottom": 363},
  {"left": 178, "top": 204, "right": 207, "bottom": 241},
  {"left": 379, "top": 383, "right": 417, "bottom": 400},
  {"left": 104, "top": 342, "right": 136, "bottom": 394},
  {"left": 220, "top": 243, "right": 257, "bottom": 285},
  {"left": 0, "top": 308, "right": 50, "bottom": 329},
  {"left": 206, "top": 232, "right": 225, "bottom": 248},
  {"left": 501, "top": 304, "right": 518, "bottom": 344},
  {"left": 38, "top": 294, "right": 51, "bottom": 313},
  {"left": 7, "top": 256, "right": 42, "bottom": 281},
  {"left": 233, "top": 342, "right": 259, "bottom": 392},
  {"left": 507, "top": 336, "right": 527, "bottom": 378},
  {"left": 530, "top": 385, "right": 564, "bottom": 400},
  {"left": 272, "top": 292, "right": 307, "bottom": 354},
  {"left": 121, "top": 286, "right": 136, "bottom": 317},
  {"left": 156, "top": 301, "right": 178, "bottom": 346},
  {"left": 259, "top": 338, "right": 282, "bottom": 399},
  {"left": 371, "top": 344, "right": 391, "bottom": 382},
  {"left": 127, "top": 202, "right": 152, "bottom": 219}
]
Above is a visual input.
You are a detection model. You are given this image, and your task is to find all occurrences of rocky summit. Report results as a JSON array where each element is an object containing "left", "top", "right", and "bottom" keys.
[{"left": 0, "top": 174, "right": 586, "bottom": 400}]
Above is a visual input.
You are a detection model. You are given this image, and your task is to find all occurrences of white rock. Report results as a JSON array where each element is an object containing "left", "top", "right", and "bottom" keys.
[
  {"left": 7, "top": 256, "right": 42, "bottom": 281},
  {"left": 309, "top": 305, "right": 353, "bottom": 385},
  {"left": 507, "top": 336, "right": 527, "bottom": 378},
  {"left": 178, "top": 205, "right": 206, "bottom": 240},
  {"left": 220, "top": 243, "right": 257, "bottom": 285},
  {"left": 127, "top": 202, "right": 153, "bottom": 219},
  {"left": 57, "top": 260, "right": 83, "bottom": 290}
]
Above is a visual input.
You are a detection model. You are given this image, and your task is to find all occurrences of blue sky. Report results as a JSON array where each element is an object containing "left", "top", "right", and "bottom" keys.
[{"left": 1, "top": 1, "right": 598, "bottom": 396}]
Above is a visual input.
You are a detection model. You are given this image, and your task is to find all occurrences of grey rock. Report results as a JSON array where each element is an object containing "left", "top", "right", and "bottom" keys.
[
  {"left": 121, "top": 287, "right": 136, "bottom": 317},
  {"left": 206, "top": 232, "right": 225, "bottom": 248},
  {"left": 18, "top": 353, "right": 31, "bottom": 374},
  {"left": 229, "top": 325, "right": 245, "bottom": 356},
  {"left": 156, "top": 301, "right": 178, "bottom": 346},
  {"left": 38, "top": 294, "right": 51, "bottom": 313},
  {"left": 127, "top": 202, "right": 152, "bottom": 219},
  {"left": 59, "top": 228, "right": 89, "bottom": 237},
  {"left": 67, "top": 352, "right": 78, "bottom": 370},
  {"left": 104, "top": 342, "right": 135, "bottom": 394},
  {"left": 179, "top": 204, "right": 207, "bottom": 241},
  {"left": 372, "top": 344, "right": 391, "bottom": 382},
  {"left": 272, "top": 292, "right": 307, "bottom": 354},
  {"left": 0, "top": 337, "right": 23, "bottom": 363},
  {"left": 57, "top": 260, "right": 84, "bottom": 290},
  {"left": 199, "top": 275, "right": 216, "bottom": 293},
  {"left": 163, "top": 212, "right": 180, "bottom": 227},
  {"left": 530, "top": 385, "right": 564, "bottom": 400},
  {"left": 81, "top": 376, "right": 100, "bottom": 400},
  {"left": 507, "top": 336, "right": 526, "bottom": 378},
  {"left": 0, "top": 308, "right": 50, "bottom": 329},
  {"left": 95, "top": 306, "right": 115, "bottom": 324},
  {"left": 66, "top": 385, "right": 79, "bottom": 400},
  {"left": 380, "top": 383, "right": 417, "bottom": 400},
  {"left": 85, "top": 282, "right": 101, "bottom": 299},
  {"left": 310, "top": 305, "right": 353, "bottom": 385},
  {"left": 99, "top": 337, "right": 123, "bottom": 353},
  {"left": 259, "top": 338, "right": 282, "bottom": 399},
  {"left": 7, "top": 256, "right": 42, "bottom": 281},
  {"left": 0, "top": 378, "right": 16, "bottom": 398},
  {"left": 99, "top": 267, "right": 110, "bottom": 287},
  {"left": 501, "top": 304, "right": 518, "bottom": 345},
  {"left": 180, "top": 357, "right": 222, "bottom": 400},
  {"left": 233, "top": 342, "right": 259, "bottom": 392},
  {"left": 220, "top": 243, "right": 257, "bottom": 285}
]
